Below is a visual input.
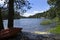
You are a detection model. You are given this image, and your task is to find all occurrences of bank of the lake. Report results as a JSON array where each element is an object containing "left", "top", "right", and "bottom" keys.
[{"left": 49, "top": 24, "right": 60, "bottom": 34}]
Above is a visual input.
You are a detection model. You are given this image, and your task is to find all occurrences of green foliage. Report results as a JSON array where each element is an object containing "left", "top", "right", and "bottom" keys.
[
  {"left": 47, "top": 0, "right": 60, "bottom": 20},
  {"left": 40, "top": 17, "right": 60, "bottom": 25},
  {"left": 4, "top": 0, "right": 31, "bottom": 13},
  {"left": 47, "top": 0, "right": 56, "bottom": 6},
  {"left": 49, "top": 25, "right": 60, "bottom": 34},
  {"left": 40, "top": 20, "right": 52, "bottom": 25},
  {"left": 48, "top": 17, "right": 60, "bottom": 34},
  {"left": 53, "top": 17, "right": 59, "bottom": 22},
  {"left": 1, "top": 11, "right": 21, "bottom": 20}
]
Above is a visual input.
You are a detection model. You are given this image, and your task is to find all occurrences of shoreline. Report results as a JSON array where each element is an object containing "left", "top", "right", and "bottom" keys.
[
  {"left": 19, "top": 31, "right": 60, "bottom": 40},
  {"left": 4, "top": 31, "right": 60, "bottom": 40}
]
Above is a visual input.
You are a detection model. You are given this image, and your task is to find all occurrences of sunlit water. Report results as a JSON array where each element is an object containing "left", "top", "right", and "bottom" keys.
[{"left": 3, "top": 18, "right": 56, "bottom": 32}]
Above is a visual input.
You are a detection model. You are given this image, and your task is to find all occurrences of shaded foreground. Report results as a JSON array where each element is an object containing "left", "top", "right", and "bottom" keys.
[
  {"left": 0, "top": 28, "right": 22, "bottom": 39},
  {"left": 0, "top": 31, "right": 60, "bottom": 40}
]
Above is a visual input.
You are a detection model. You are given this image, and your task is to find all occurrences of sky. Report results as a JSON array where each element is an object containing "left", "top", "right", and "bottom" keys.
[
  {"left": 23, "top": 0, "right": 50, "bottom": 17},
  {"left": 0, "top": 0, "right": 5, "bottom": 7},
  {"left": 0, "top": 0, "right": 50, "bottom": 17}
]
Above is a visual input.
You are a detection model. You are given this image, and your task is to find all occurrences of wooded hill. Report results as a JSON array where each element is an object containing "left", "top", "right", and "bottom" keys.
[{"left": 28, "top": 12, "right": 45, "bottom": 18}]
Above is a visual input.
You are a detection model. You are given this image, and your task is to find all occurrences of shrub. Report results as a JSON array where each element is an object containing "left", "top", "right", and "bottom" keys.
[{"left": 40, "top": 20, "right": 52, "bottom": 25}]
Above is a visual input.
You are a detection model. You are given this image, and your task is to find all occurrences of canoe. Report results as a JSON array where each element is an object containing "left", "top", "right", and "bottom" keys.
[{"left": 0, "top": 28, "right": 22, "bottom": 39}]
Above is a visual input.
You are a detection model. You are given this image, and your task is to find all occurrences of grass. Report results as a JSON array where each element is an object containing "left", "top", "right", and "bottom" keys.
[
  {"left": 48, "top": 17, "right": 60, "bottom": 34},
  {"left": 40, "top": 19, "right": 52, "bottom": 25},
  {"left": 40, "top": 17, "right": 60, "bottom": 34},
  {"left": 40, "top": 17, "right": 59, "bottom": 25},
  {"left": 49, "top": 25, "right": 60, "bottom": 34}
]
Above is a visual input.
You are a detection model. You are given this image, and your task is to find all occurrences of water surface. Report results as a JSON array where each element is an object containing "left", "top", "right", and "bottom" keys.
[{"left": 3, "top": 18, "right": 55, "bottom": 32}]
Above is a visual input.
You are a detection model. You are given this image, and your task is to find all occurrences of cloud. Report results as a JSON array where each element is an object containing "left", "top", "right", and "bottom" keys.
[
  {"left": 0, "top": 0, "right": 5, "bottom": 7},
  {"left": 22, "top": 13, "right": 33, "bottom": 17},
  {"left": 22, "top": 10, "right": 44, "bottom": 17},
  {"left": 0, "top": 0, "right": 5, "bottom": 4},
  {"left": 33, "top": 11, "right": 43, "bottom": 13}
]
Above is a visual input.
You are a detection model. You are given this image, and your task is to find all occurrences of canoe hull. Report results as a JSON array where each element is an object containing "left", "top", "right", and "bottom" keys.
[{"left": 0, "top": 28, "right": 22, "bottom": 39}]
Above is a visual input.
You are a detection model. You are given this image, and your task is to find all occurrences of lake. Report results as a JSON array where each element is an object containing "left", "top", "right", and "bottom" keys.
[{"left": 3, "top": 18, "right": 56, "bottom": 32}]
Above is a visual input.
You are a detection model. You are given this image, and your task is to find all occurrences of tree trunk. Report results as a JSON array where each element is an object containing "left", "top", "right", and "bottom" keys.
[
  {"left": 8, "top": 0, "right": 14, "bottom": 28},
  {"left": 0, "top": 8, "right": 4, "bottom": 31}
]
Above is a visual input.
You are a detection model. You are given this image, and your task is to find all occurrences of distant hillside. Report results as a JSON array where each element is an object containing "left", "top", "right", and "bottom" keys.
[
  {"left": 20, "top": 15, "right": 27, "bottom": 18},
  {"left": 28, "top": 13, "right": 44, "bottom": 18}
]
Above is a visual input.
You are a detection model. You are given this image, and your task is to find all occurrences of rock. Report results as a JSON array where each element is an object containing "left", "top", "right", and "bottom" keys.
[{"left": 1, "top": 31, "right": 60, "bottom": 40}]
